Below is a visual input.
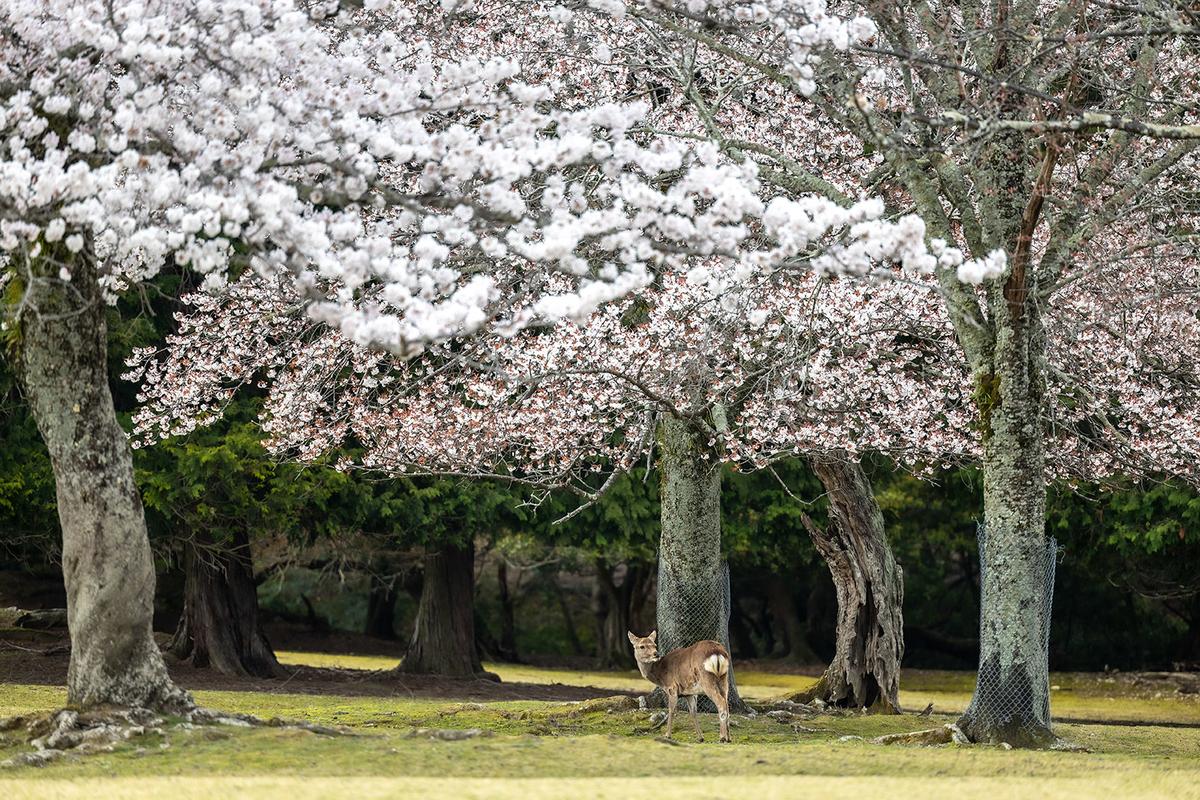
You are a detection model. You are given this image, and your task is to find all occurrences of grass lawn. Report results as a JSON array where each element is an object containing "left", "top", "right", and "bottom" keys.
[{"left": 2, "top": 655, "right": 1199, "bottom": 799}]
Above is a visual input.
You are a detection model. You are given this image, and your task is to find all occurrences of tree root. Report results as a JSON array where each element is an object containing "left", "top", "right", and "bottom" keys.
[
  {"left": 749, "top": 698, "right": 828, "bottom": 720},
  {"left": 871, "top": 723, "right": 971, "bottom": 746},
  {"left": 0, "top": 706, "right": 351, "bottom": 768},
  {"left": 572, "top": 695, "right": 639, "bottom": 715}
]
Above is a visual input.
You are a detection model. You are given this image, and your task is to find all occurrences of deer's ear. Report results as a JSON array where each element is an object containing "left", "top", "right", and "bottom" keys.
[
  {"left": 627, "top": 631, "right": 638, "bottom": 643},
  {"left": 648, "top": 630, "right": 657, "bottom": 642}
]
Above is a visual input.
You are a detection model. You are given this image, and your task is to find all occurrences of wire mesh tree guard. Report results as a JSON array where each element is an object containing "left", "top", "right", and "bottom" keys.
[
  {"left": 650, "top": 559, "right": 743, "bottom": 712},
  {"left": 960, "top": 521, "right": 1059, "bottom": 739}
]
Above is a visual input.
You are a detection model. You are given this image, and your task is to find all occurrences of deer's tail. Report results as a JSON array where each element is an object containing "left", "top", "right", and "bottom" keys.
[{"left": 703, "top": 654, "right": 729, "bottom": 678}]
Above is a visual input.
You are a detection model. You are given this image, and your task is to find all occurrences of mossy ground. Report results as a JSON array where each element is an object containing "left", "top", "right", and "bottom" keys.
[{"left": 2, "top": 655, "right": 1198, "bottom": 798}]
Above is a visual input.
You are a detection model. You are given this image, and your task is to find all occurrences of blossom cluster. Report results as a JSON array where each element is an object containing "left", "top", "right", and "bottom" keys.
[
  {"left": 0, "top": 0, "right": 967, "bottom": 356},
  {"left": 127, "top": 252, "right": 1200, "bottom": 494},
  {"left": 121, "top": 1, "right": 1200, "bottom": 499}
]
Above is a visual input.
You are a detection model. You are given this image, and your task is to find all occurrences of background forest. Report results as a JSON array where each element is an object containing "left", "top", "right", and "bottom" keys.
[{"left": 2, "top": 275, "right": 1197, "bottom": 675}]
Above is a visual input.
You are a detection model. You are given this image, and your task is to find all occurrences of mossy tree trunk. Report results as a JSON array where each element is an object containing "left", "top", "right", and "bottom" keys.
[
  {"left": 167, "top": 526, "right": 285, "bottom": 679},
  {"left": 8, "top": 241, "right": 191, "bottom": 712},
  {"left": 956, "top": 309, "right": 1056, "bottom": 746},
  {"left": 795, "top": 457, "right": 903, "bottom": 713},
  {"left": 882, "top": 62, "right": 1060, "bottom": 742},
  {"left": 921, "top": 114, "right": 1058, "bottom": 745},
  {"left": 655, "top": 409, "right": 745, "bottom": 712},
  {"left": 398, "top": 540, "right": 484, "bottom": 676}
]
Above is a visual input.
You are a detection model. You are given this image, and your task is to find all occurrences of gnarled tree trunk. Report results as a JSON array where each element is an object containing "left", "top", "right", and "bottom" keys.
[
  {"left": 398, "top": 540, "right": 487, "bottom": 677},
  {"left": 167, "top": 526, "right": 285, "bottom": 679},
  {"left": 9, "top": 243, "right": 190, "bottom": 712},
  {"left": 654, "top": 410, "right": 745, "bottom": 712},
  {"left": 794, "top": 457, "right": 903, "bottom": 714}
]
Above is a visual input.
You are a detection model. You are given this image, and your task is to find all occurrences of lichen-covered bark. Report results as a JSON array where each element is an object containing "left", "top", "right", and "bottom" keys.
[
  {"left": 398, "top": 540, "right": 484, "bottom": 677},
  {"left": 958, "top": 333, "right": 1056, "bottom": 746},
  {"left": 954, "top": 187, "right": 1057, "bottom": 745},
  {"left": 903, "top": 91, "right": 1058, "bottom": 745},
  {"left": 8, "top": 243, "right": 190, "bottom": 712},
  {"left": 795, "top": 457, "right": 903, "bottom": 714},
  {"left": 167, "top": 526, "right": 286, "bottom": 679},
  {"left": 655, "top": 410, "right": 744, "bottom": 712}
]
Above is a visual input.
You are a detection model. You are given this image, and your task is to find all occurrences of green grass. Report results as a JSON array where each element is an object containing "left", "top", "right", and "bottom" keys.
[
  {"left": 3, "top": 658, "right": 1199, "bottom": 798},
  {"left": 274, "top": 652, "right": 1200, "bottom": 725},
  {"left": 277, "top": 651, "right": 856, "bottom": 705},
  {"left": 0, "top": 685, "right": 64, "bottom": 720}
]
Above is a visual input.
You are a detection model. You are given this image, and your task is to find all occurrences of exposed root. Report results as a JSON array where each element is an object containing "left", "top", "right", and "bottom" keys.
[
  {"left": 749, "top": 698, "right": 822, "bottom": 717},
  {"left": 572, "top": 696, "right": 638, "bottom": 715},
  {"left": 1, "top": 708, "right": 166, "bottom": 767},
  {"left": 871, "top": 723, "right": 972, "bottom": 747},
  {"left": 0, "top": 706, "right": 351, "bottom": 768},
  {"left": 630, "top": 711, "right": 669, "bottom": 735}
]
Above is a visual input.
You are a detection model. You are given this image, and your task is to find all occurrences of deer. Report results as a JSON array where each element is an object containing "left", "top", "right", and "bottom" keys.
[{"left": 627, "top": 630, "right": 732, "bottom": 743}]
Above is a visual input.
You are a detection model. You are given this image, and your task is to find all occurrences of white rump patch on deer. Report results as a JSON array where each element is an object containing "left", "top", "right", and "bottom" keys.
[{"left": 703, "top": 654, "right": 729, "bottom": 677}]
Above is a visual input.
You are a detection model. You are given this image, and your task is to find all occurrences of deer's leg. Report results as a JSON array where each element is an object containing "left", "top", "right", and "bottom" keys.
[
  {"left": 702, "top": 673, "right": 732, "bottom": 743},
  {"left": 687, "top": 694, "right": 703, "bottom": 742},
  {"left": 664, "top": 688, "right": 678, "bottom": 739},
  {"left": 716, "top": 673, "right": 731, "bottom": 743}
]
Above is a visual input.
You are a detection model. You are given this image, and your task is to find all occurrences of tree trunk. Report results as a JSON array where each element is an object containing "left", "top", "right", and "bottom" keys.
[
  {"left": 364, "top": 574, "right": 399, "bottom": 639},
  {"left": 628, "top": 561, "right": 651, "bottom": 635},
  {"left": 9, "top": 242, "right": 190, "bottom": 712},
  {"left": 764, "top": 576, "right": 821, "bottom": 664},
  {"left": 398, "top": 540, "right": 485, "bottom": 677},
  {"left": 957, "top": 319, "right": 1057, "bottom": 747},
  {"left": 654, "top": 411, "right": 744, "bottom": 712},
  {"left": 1176, "top": 592, "right": 1200, "bottom": 665},
  {"left": 594, "top": 559, "right": 645, "bottom": 669},
  {"left": 547, "top": 569, "right": 585, "bottom": 656},
  {"left": 794, "top": 458, "right": 903, "bottom": 714},
  {"left": 167, "top": 527, "right": 285, "bottom": 679},
  {"left": 496, "top": 560, "right": 519, "bottom": 661}
]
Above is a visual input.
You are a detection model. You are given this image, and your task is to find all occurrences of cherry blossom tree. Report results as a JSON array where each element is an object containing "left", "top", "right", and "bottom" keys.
[
  {"left": 131, "top": 228, "right": 1200, "bottom": 728},
  {"left": 125, "top": 0, "right": 1200, "bottom": 730},
  {"left": 129, "top": 265, "right": 974, "bottom": 712},
  {"left": 615, "top": 0, "right": 1200, "bottom": 746},
  {"left": 66, "top": 0, "right": 1200, "bottom": 745},
  {"left": 432, "top": 0, "right": 1200, "bottom": 745},
  {"left": 1, "top": 0, "right": 959, "bottom": 712}
]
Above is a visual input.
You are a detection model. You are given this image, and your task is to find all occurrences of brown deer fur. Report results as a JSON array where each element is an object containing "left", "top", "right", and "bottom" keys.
[{"left": 627, "top": 630, "right": 731, "bottom": 743}]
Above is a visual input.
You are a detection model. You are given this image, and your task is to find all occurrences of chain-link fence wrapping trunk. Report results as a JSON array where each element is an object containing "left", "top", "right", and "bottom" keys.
[
  {"left": 653, "top": 560, "right": 742, "bottom": 712},
  {"left": 962, "top": 522, "right": 1058, "bottom": 737}
]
